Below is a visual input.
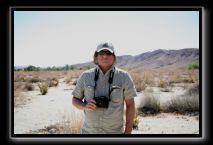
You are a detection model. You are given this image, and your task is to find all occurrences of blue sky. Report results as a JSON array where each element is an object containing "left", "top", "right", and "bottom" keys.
[{"left": 14, "top": 11, "right": 199, "bottom": 67}]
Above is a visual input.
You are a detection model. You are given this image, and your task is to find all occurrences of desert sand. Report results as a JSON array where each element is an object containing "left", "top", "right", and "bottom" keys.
[{"left": 14, "top": 79, "right": 199, "bottom": 134}]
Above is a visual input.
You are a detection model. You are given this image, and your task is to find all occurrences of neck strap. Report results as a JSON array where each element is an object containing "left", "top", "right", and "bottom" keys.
[{"left": 94, "top": 67, "right": 115, "bottom": 100}]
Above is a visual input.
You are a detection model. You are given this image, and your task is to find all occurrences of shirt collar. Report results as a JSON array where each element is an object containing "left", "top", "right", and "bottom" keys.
[{"left": 96, "top": 64, "right": 115, "bottom": 76}]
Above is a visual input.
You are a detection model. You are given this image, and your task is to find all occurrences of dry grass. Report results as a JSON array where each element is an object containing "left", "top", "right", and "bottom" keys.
[
  {"left": 24, "top": 83, "right": 35, "bottom": 91},
  {"left": 14, "top": 81, "right": 34, "bottom": 107},
  {"left": 127, "top": 67, "right": 198, "bottom": 93},
  {"left": 63, "top": 70, "right": 83, "bottom": 85},
  {"left": 139, "top": 90, "right": 161, "bottom": 116},
  {"left": 133, "top": 109, "right": 140, "bottom": 130},
  {"left": 27, "top": 111, "right": 83, "bottom": 134},
  {"left": 128, "top": 70, "right": 156, "bottom": 92},
  {"left": 38, "top": 83, "right": 49, "bottom": 95},
  {"left": 14, "top": 70, "right": 84, "bottom": 108},
  {"left": 164, "top": 83, "right": 199, "bottom": 114},
  {"left": 14, "top": 91, "right": 32, "bottom": 107},
  {"left": 47, "top": 78, "right": 59, "bottom": 87},
  {"left": 14, "top": 70, "right": 83, "bottom": 85}
]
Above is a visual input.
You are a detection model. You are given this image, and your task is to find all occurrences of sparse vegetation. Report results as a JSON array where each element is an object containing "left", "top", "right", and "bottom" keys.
[
  {"left": 140, "top": 91, "right": 161, "bottom": 116},
  {"left": 188, "top": 62, "right": 199, "bottom": 70},
  {"left": 14, "top": 65, "right": 199, "bottom": 134},
  {"left": 27, "top": 111, "right": 83, "bottom": 134},
  {"left": 27, "top": 77, "right": 43, "bottom": 83},
  {"left": 24, "top": 65, "right": 40, "bottom": 71},
  {"left": 130, "top": 72, "right": 147, "bottom": 92},
  {"left": 64, "top": 76, "right": 73, "bottom": 84},
  {"left": 133, "top": 109, "right": 140, "bottom": 130},
  {"left": 38, "top": 83, "right": 48, "bottom": 95},
  {"left": 24, "top": 83, "right": 34, "bottom": 91},
  {"left": 158, "top": 79, "right": 167, "bottom": 88},
  {"left": 164, "top": 83, "right": 199, "bottom": 114},
  {"left": 47, "top": 78, "right": 59, "bottom": 87},
  {"left": 14, "top": 91, "right": 32, "bottom": 107}
]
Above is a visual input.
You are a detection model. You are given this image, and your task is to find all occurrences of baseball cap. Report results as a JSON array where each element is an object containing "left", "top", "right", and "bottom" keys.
[{"left": 96, "top": 42, "right": 114, "bottom": 53}]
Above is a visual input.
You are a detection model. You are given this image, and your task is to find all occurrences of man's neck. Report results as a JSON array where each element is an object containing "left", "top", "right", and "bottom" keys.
[{"left": 98, "top": 65, "right": 113, "bottom": 74}]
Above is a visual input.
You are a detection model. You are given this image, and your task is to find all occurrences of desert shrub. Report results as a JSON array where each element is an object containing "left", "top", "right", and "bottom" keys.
[
  {"left": 14, "top": 77, "right": 25, "bottom": 82},
  {"left": 57, "top": 111, "right": 83, "bottom": 134},
  {"left": 27, "top": 77, "right": 43, "bottom": 83},
  {"left": 131, "top": 73, "right": 147, "bottom": 92},
  {"left": 133, "top": 109, "right": 140, "bottom": 130},
  {"left": 38, "top": 83, "right": 48, "bottom": 95},
  {"left": 158, "top": 79, "right": 168, "bottom": 88},
  {"left": 182, "top": 77, "right": 194, "bottom": 83},
  {"left": 140, "top": 91, "right": 160, "bottom": 116},
  {"left": 164, "top": 83, "right": 199, "bottom": 114},
  {"left": 160, "top": 86, "right": 172, "bottom": 92},
  {"left": 158, "top": 77, "right": 173, "bottom": 92},
  {"left": 64, "top": 77, "right": 72, "bottom": 84},
  {"left": 28, "top": 111, "right": 83, "bottom": 134},
  {"left": 29, "top": 111, "right": 83, "bottom": 134},
  {"left": 48, "top": 78, "right": 59, "bottom": 87},
  {"left": 141, "top": 71, "right": 154, "bottom": 86},
  {"left": 186, "top": 83, "right": 199, "bottom": 95},
  {"left": 24, "top": 83, "right": 34, "bottom": 91},
  {"left": 14, "top": 82, "right": 25, "bottom": 91},
  {"left": 14, "top": 91, "right": 32, "bottom": 107},
  {"left": 188, "top": 63, "right": 199, "bottom": 70}
]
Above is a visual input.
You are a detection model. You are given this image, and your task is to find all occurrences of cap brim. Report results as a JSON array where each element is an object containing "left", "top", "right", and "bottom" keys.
[{"left": 96, "top": 48, "right": 113, "bottom": 53}]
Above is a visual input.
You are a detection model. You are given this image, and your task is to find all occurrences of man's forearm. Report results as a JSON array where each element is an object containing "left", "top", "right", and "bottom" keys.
[
  {"left": 72, "top": 97, "right": 86, "bottom": 110},
  {"left": 124, "top": 100, "right": 135, "bottom": 134}
]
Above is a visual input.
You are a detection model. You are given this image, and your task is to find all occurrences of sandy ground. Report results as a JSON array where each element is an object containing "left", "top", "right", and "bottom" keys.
[
  {"left": 132, "top": 113, "right": 199, "bottom": 134},
  {"left": 14, "top": 79, "right": 83, "bottom": 134},
  {"left": 14, "top": 79, "right": 199, "bottom": 134}
]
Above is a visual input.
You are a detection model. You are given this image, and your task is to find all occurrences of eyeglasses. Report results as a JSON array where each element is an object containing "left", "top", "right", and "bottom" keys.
[{"left": 98, "top": 51, "right": 113, "bottom": 56}]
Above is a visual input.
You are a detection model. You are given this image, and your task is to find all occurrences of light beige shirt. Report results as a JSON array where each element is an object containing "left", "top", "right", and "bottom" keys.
[{"left": 72, "top": 65, "right": 137, "bottom": 134}]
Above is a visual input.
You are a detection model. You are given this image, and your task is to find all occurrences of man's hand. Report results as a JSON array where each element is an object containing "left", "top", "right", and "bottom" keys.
[
  {"left": 124, "top": 98, "right": 135, "bottom": 134},
  {"left": 84, "top": 99, "right": 97, "bottom": 111},
  {"left": 72, "top": 97, "right": 96, "bottom": 111}
]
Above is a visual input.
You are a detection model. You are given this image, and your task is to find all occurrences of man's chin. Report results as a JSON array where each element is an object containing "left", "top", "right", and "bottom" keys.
[{"left": 99, "top": 64, "right": 113, "bottom": 68}]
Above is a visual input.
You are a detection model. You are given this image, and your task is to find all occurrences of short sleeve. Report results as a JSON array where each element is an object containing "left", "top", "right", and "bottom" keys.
[
  {"left": 72, "top": 72, "right": 86, "bottom": 100},
  {"left": 123, "top": 72, "right": 137, "bottom": 100}
]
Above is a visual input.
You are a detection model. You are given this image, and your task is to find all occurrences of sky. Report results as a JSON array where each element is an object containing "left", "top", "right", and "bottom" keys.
[{"left": 14, "top": 11, "right": 199, "bottom": 67}]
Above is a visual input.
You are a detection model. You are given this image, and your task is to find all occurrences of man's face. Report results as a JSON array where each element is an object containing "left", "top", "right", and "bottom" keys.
[{"left": 97, "top": 50, "right": 114, "bottom": 68}]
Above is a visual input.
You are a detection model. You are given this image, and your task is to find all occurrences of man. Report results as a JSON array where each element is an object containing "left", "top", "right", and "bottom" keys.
[{"left": 72, "top": 42, "right": 137, "bottom": 134}]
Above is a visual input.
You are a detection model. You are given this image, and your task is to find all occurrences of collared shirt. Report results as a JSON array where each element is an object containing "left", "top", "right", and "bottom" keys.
[{"left": 72, "top": 65, "right": 137, "bottom": 134}]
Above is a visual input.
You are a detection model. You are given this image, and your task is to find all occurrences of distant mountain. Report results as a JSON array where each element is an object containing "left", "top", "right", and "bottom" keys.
[
  {"left": 72, "top": 48, "right": 199, "bottom": 70},
  {"left": 116, "top": 48, "right": 199, "bottom": 69}
]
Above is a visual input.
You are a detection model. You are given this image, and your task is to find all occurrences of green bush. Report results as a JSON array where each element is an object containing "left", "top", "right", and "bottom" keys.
[
  {"left": 158, "top": 79, "right": 168, "bottom": 88},
  {"left": 24, "top": 65, "right": 40, "bottom": 71},
  {"left": 188, "top": 63, "right": 199, "bottom": 70}
]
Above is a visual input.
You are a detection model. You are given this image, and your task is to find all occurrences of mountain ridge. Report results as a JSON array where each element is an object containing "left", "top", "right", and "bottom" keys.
[{"left": 72, "top": 48, "right": 199, "bottom": 70}]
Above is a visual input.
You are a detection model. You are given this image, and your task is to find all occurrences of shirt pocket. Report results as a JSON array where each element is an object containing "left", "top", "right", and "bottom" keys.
[
  {"left": 110, "top": 85, "right": 123, "bottom": 103},
  {"left": 84, "top": 85, "right": 94, "bottom": 101}
]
